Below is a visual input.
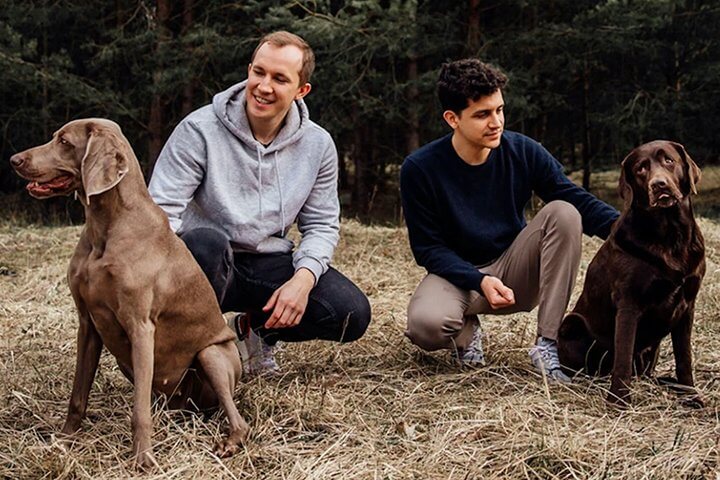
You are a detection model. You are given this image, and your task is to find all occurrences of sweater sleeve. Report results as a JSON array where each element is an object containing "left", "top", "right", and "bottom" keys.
[
  {"left": 401, "top": 158, "right": 486, "bottom": 292},
  {"left": 529, "top": 141, "right": 619, "bottom": 239},
  {"left": 148, "top": 119, "right": 207, "bottom": 232},
  {"left": 292, "top": 136, "right": 340, "bottom": 284}
]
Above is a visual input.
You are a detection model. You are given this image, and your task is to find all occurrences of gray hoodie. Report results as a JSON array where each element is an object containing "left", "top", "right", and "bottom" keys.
[{"left": 148, "top": 80, "right": 340, "bottom": 282}]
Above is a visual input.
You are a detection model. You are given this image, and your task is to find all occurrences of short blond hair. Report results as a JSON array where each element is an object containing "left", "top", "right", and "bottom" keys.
[{"left": 251, "top": 31, "right": 315, "bottom": 85}]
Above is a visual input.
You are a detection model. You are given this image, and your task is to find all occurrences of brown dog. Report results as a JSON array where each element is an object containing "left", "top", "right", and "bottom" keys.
[
  {"left": 10, "top": 119, "right": 249, "bottom": 468},
  {"left": 558, "top": 140, "right": 705, "bottom": 407}
]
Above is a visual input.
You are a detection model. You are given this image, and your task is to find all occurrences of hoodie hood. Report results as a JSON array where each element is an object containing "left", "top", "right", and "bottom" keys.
[{"left": 212, "top": 79, "right": 310, "bottom": 153}]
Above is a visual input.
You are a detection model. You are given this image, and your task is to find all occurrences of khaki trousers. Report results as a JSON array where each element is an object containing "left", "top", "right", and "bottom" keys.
[{"left": 405, "top": 201, "right": 582, "bottom": 351}]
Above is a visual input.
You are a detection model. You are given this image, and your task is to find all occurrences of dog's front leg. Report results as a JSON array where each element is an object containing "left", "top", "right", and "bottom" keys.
[
  {"left": 61, "top": 305, "right": 103, "bottom": 434},
  {"left": 671, "top": 306, "right": 704, "bottom": 408},
  {"left": 608, "top": 305, "right": 639, "bottom": 407},
  {"left": 127, "top": 318, "right": 157, "bottom": 470}
]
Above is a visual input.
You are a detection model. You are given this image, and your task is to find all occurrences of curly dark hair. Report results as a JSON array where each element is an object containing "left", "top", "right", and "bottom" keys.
[{"left": 438, "top": 59, "right": 508, "bottom": 113}]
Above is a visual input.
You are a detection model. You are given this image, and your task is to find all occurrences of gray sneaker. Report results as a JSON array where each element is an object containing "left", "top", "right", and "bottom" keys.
[
  {"left": 528, "top": 336, "right": 571, "bottom": 383},
  {"left": 451, "top": 319, "right": 486, "bottom": 367},
  {"left": 228, "top": 313, "right": 280, "bottom": 376}
]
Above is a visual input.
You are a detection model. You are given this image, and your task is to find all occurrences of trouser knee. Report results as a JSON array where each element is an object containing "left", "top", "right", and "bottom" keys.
[
  {"left": 542, "top": 200, "right": 582, "bottom": 238},
  {"left": 180, "top": 228, "right": 233, "bottom": 304},
  {"left": 405, "top": 311, "right": 460, "bottom": 352},
  {"left": 338, "top": 293, "right": 372, "bottom": 343}
]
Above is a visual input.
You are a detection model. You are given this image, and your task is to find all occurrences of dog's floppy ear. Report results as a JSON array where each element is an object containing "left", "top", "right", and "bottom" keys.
[
  {"left": 80, "top": 123, "right": 129, "bottom": 204},
  {"left": 618, "top": 150, "right": 635, "bottom": 206},
  {"left": 669, "top": 141, "right": 701, "bottom": 195}
]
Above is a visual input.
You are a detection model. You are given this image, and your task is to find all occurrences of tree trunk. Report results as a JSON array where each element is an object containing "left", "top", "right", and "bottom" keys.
[
  {"left": 353, "top": 124, "right": 370, "bottom": 215},
  {"left": 467, "top": 0, "right": 481, "bottom": 54},
  {"left": 406, "top": 58, "right": 419, "bottom": 154},
  {"left": 180, "top": 0, "right": 196, "bottom": 117},
  {"left": 581, "top": 60, "right": 592, "bottom": 191},
  {"left": 406, "top": 0, "right": 420, "bottom": 154},
  {"left": 147, "top": 0, "right": 172, "bottom": 177}
]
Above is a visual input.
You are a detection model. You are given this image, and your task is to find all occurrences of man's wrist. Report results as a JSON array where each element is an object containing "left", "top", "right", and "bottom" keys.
[{"left": 294, "top": 267, "right": 316, "bottom": 289}]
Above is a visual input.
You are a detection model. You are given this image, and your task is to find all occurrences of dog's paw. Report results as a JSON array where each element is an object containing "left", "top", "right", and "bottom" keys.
[
  {"left": 680, "top": 394, "right": 705, "bottom": 409},
  {"left": 213, "top": 439, "right": 241, "bottom": 458},
  {"left": 60, "top": 417, "right": 82, "bottom": 436},
  {"left": 133, "top": 450, "right": 158, "bottom": 471},
  {"left": 606, "top": 390, "right": 631, "bottom": 409}
]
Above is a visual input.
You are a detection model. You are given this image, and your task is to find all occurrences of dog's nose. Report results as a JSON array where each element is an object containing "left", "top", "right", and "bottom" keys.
[
  {"left": 9, "top": 153, "right": 26, "bottom": 168},
  {"left": 650, "top": 178, "right": 667, "bottom": 190}
]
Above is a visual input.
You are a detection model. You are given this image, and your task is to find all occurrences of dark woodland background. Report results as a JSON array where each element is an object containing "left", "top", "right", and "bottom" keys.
[{"left": 1, "top": 0, "right": 719, "bottom": 223}]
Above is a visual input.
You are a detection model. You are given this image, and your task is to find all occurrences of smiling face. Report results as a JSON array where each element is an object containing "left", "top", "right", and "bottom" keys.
[
  {"left": 245, "top": 42, "right": 311, "bottom": 126},
  {"left": 620, "top": 141, "right": 701, "bottom": 209},
  {"left": 443, "top": 89, "right": 505, "bottom": 157}
]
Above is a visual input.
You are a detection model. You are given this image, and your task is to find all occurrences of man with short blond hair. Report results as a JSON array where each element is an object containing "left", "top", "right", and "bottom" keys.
[{"left": 150, "top": 31, "right": 371, "bottom": 374}]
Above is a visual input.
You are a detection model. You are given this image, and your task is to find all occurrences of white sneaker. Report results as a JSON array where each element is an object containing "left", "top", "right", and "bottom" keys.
[
  {"left": 228, "top": 313, "right": 280, "bottom": 376},
  {"left": 451, "top": 319, "right": 486, "bottom": 367},
  {"left": 528, "top": 337, "right": 571, "bottom": 383}
]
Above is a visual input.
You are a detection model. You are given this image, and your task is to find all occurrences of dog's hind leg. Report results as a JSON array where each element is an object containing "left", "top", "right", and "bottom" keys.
[
  {"left": 635, "top": 343, "right": 660, "bottom": 377},
  {"left": 196, "top": 341, "right": 249, "bottom": 457},
  {"left": 558, "top": 312, "right": 606, "bottom": 376}
]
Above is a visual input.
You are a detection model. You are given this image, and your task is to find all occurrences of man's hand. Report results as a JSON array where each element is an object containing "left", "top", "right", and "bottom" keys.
[
  {"left": 263, "top": 268, "right": 315, "bottom": 329},
  {"left": 480, "top": 275, "right": 515, "bottom": 310}
]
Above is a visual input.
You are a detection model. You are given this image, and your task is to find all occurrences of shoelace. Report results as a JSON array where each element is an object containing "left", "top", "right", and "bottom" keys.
[
  {"left": 469, "top": 326, "right": 483, "bottom": 348},
  {"left": 537, "top": 344, "right": 561, "bottom": 370}
]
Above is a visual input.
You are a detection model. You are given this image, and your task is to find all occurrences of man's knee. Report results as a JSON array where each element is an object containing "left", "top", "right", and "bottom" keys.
[
  {"left": 179, "top": 228, "right": 233, "bottom": 303},
  {"left": 405, "top": 308, "right": 461, "bottom": 351},
  {"left": 180, "top": 228, "right": 232, "bottom": 271},
  {"left": 338, "top": 292, "right": 371, "bottom": 343},
  {"left": 542, "top": 200, "right": 582, "bottom": 236}
]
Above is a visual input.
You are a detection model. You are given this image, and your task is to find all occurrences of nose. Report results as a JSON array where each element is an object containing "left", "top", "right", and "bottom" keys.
[
  {"left": 10, "top": 153, "right": 26, "bottom": 168},
  {"left": 489, "top": 112, "right": 503, "bottom": 128},
  {"left": 650, "top": 178, "right": 667, "bottom": 190},
  {"left": 258, "top": 75, "right": 272, "bottom": 91}
]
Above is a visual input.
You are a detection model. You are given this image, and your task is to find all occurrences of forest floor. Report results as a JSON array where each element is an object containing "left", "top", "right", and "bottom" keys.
[{"left": 1, "top": 209, "right": 719, "bottom": 478}]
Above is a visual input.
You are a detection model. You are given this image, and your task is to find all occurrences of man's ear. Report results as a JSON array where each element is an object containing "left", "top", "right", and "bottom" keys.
[
  {"left": 618, "top": 151, "right": 635, "bottom": 207},
  {"left": 670, "top": 141, "right": 701, "bottom": 195},
  {"left": 80, "top": 125, "right": 129, "bottom": 204},
  {"left": 295, "top": 82, "right": 312, "bottom": 100},
  {"left": 443, "top": 110, "right": 459, "bottom": 129}
]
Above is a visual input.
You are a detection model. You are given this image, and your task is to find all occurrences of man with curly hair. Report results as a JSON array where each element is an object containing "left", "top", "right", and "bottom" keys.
[{"left": 400, "top": 59, "right": 619, "bottom": 382}]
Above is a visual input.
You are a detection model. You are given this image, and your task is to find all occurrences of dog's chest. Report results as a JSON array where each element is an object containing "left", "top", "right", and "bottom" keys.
[
  {"left": 70, "top": 254, "right": 136, "bottom": 360},
  {"left": 632, "top": 274, "right": 694, "bottom": 338}
]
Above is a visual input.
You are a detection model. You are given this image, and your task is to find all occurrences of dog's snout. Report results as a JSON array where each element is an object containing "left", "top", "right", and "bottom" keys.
[
  {"left": 10, "top": 153, "right": 26, "bottom": 168},
  {"left": 650, "top": 178, "right": 668, "bottom": 190}
]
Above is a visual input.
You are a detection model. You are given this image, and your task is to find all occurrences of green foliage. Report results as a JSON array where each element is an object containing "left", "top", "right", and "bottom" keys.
[{"left": 1, "top": 0, "right": 719, "bottom": 221}]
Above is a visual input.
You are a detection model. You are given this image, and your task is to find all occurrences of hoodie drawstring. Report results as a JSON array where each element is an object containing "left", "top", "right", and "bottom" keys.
[
  {"left": 256, "top": 145, "right": 263, "bottom": 218},
  {"left": 274, "top": 151, "right": 286, "bottom": 237}
]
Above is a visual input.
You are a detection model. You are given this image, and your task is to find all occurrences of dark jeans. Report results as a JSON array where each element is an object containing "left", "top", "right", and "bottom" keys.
[{"left": 181, "top": 228, "right": 371, "bottom": 346}]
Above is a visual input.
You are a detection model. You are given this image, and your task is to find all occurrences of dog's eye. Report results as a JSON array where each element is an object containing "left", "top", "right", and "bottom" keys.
[
  {"left": 663, "top": 156, "right": 674, "bottom": 165},
  {"left": 59, "top": 137, "right": 70, "bottom": 146}
]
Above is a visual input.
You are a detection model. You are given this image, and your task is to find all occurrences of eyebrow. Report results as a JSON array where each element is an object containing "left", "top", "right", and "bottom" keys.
[{"left": 472, "top": 105, "right": 503, "bottom": 115}]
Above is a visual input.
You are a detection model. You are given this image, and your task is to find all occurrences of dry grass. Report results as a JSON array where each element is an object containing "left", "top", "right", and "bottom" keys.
[{"left": 1, "top": 217, "right": 719, "bottom": 479}]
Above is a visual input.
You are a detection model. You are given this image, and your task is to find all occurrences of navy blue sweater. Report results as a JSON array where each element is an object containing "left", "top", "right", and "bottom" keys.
[{"left": 400, "top": 131, "right": 619, "bottom": 292}]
